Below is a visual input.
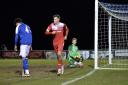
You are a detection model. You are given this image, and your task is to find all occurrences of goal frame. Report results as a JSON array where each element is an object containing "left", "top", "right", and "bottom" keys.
[{"left": 94, "top": 0, "right": 128, "bottom": 70}]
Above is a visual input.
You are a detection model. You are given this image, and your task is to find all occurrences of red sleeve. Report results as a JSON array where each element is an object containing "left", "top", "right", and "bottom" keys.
[
  {"left": 45, "top": 23, "right": 53, "bottom": 35},
  {"left": 47, "top": 23, "right": 52, "bottom": 30}
]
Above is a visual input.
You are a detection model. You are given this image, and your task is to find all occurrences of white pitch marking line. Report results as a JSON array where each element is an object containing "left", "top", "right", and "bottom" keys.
[{"left": 61, "top": 69, "right": 96, "bottom": 85}]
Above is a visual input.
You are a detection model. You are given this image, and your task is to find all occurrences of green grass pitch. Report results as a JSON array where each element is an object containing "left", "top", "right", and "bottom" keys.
[{"left": 0, "top": 59, "right": 128, "bottom": 85}]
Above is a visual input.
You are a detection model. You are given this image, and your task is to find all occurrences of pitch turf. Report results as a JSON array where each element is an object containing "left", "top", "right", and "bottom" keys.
[{"left": 0, "top": 59, "right": 128, "bottom": 85}]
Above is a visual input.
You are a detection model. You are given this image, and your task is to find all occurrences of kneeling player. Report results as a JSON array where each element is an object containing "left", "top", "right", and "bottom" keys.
[{"left": 67, "top": 38, "right": 83, "bottom": 68}]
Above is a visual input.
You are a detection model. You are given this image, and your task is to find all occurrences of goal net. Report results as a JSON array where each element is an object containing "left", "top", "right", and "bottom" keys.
[{"left": 94, "top": 0, "right": 128, "bottom": 70}]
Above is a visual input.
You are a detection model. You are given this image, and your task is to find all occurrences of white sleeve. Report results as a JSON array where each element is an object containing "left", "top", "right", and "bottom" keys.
[{"left": 15, "top": 25, "right": 20, "bottom": 34}]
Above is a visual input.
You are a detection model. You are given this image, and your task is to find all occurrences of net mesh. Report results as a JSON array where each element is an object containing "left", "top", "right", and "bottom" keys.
[{"left": 97, "top": 2, "right": 128, "bottom": 69}]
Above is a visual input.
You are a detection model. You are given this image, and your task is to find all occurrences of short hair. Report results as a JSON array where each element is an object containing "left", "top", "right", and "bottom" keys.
[
  {"left": 53, "top": 14, "right": 61, "bottom": 19},
  {"left": 72, "top": 38, "right": 77, "bottom": 41},
  {"left": 14, "top": 18, "right": 22, "bottom": 24}
]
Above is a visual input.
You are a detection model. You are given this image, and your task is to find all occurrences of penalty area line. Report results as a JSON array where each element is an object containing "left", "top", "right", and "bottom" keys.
[{"left": 61, "top": 69, "right": 96, "bottom": 85}]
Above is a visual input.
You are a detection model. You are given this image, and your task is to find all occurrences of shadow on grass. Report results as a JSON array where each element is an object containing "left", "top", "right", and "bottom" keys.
[
  {"left": 49, "top": 69, "right": 57, "bottom": 73},
  {"left": 15, "top": 70, "right": 22, "bottom": 76}
]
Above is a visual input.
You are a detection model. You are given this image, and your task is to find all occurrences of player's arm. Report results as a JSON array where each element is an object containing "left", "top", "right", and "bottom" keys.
[
  {"left": 45, "top": 24, "right": 56, "bottom": 35},
  {"left": 30, "top": 46, "right": 33, "bottom": 51},
  {"left": 68, "top": 45, "right": 74, "bottom": 56},
  {"left": 14, "top": 25, "right": 20, "bottom": 51},
  {"left": 75, "top": 46, "right": 83, "bottom": 61},
  {"left": 45, "top": 27, "right": 55, "bottom": 35},
  {"left": 64, "top": 24, "right": 69, "bottom": 40}
]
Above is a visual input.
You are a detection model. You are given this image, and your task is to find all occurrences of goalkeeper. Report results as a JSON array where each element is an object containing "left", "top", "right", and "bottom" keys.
[{"left": 67, "top": 38, "right": 83, "bottom": 67}]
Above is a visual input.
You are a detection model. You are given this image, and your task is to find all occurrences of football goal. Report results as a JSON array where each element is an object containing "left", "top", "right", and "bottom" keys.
[{"left": 94, "top": 0, "right": 128, "bottom": 70}]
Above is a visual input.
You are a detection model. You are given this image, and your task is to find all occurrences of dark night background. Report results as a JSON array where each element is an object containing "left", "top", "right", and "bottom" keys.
[{"left": 0, "top": 0, "right": 127, "bottom": 50}]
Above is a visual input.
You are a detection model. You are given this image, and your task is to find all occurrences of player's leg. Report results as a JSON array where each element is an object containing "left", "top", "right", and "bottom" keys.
[
  {"left": 53, "top": 44, "right": 60, "bottom": 75},
  {"left": 26, "top": 45, "right": 31, "bottom": 58},
  {"left": 24, "top": 45, "right": 31, "bottom": 75},
  {"left": 67, "top": 57, "right": 76, "bottom": 68},
  {"left": 72, "top": 56, "right": 83, "bottom": 68},
  {"left": 76, "top": 55, "right": 84, "bottom": 68},
  {"left": 77, "top": 61, "right": 84, "bottom": 68},
  {"left": 69, "top": 55, "right": 83, "bottom": 68},
  {"left": 20, "top": 45, "right": 30, "bottom": 76},
  {"left": 57, "top": 43, "right": 65, "bottom": 75},
  {"left": 78, "top": 56, "right": 84, "bottom": 68},
  {"left": 53, "top": 43, "right": 64, "bottom": 75},
  {"left": 56, "top": 50, "right": 63, "bottom": 75}
]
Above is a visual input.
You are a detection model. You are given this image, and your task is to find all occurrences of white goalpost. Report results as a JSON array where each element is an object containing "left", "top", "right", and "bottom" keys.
[{"left": 94, "top": 0, "right": 128, "bottom": 70}]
